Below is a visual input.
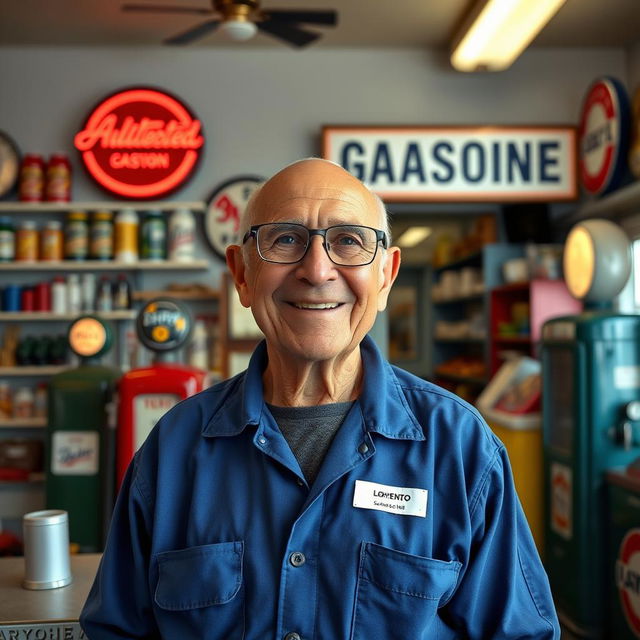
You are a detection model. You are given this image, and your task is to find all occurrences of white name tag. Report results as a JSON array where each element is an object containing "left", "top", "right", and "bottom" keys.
[{"left": 353, "top": 480, "right": 428, "bottom": 518}]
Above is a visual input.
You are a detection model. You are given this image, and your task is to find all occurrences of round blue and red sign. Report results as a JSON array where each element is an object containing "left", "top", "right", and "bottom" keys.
[
  {"left": 617, "top": 528, "right": 640, "bottom": 638},
  {"left": 579, "top": 76, "right": 631, "bottom": 196}
]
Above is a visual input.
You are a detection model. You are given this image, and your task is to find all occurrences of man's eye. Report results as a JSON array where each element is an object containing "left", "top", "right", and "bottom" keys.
[
  {"left": 335, "top": 234, "right": 362, "bottom": 246},
  {"left": 275, "top": 234, "right": 302, "bottom": 245}
]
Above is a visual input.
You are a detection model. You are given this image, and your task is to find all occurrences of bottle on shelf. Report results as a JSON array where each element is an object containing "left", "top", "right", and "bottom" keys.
[
  {"left": 0, "top": 216, "right": 15, "bottom": 263},
  {"left": 141, "top": 210, "right": 166, "bottom": 261},
  {"left": 34, "top": 281, "right": 51, "bottom": 312},
  {"left": 65, "top": 211, "right": 89, "bottom": 260},
  {"left": 20, "top": 287, "right": 35, "bottom": 312},
  {"left": 18, "top": 154, "right": 45, "bottom": 202},
  {"left": 67, "top": 274, "right": 82, "bottom": 314},
  {"left": 114, "top": 208, "right": 139, "bottom": 263},
  {"left": 168, "top": 208, "right": 195, "bottom": 262},
  {"left": 189, "top": 318, "right": 209, "bottom": 370},
  {"left": 16, "top": 221, "right": 38, "bottom": 262},
  {"left": 13, "top": 386, "right": 34, "bottom": 418},
  {"left": 81, "top": 273, "right": 96, "bottom": 312},
  {"left": 40, "top": 220, "right": 64, "bottom": 261},
  {"left": 90, "top": 210, "right": 114, "bottom": 260},
  {"left": 51, "top": 276, "right": 67, "bottom": 313},
  {"left": 0, "top": 382, "right": 12, "bottom": 419},
  {"left": 44, "top": 153, "right": 72, "bottom": 202},
  {"left": 113, "top": 273, "right": 132, "bottom": 310},
  {"left": 34, "top": 381, "right": 48, "bottom": 418},
  {"left": 96, "top": 276, "right": 113, "bottom": 312}
]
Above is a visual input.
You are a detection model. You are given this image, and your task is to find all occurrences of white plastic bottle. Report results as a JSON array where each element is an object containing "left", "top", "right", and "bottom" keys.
[
  {"left": 189, "top": 319, "right": 209, "bottom": 370},
  {"left": 168, "top": 208, "right": 195, "bottom": 262},
  {"left": 66, "top": 273, "right": 82, "bottom": 314}
]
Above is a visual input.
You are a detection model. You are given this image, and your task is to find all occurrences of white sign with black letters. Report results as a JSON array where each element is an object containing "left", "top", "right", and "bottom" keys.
[
  {"left": 353, "top": 479, "right": 428, "bottom": 517},
  {"left": 322, "top": 126, "right": 577, "bottom": 202}
]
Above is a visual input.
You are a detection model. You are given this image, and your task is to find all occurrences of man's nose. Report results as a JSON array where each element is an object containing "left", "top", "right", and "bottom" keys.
[{"left": 295, "top": 235, "right": 337, "bottom": 283}]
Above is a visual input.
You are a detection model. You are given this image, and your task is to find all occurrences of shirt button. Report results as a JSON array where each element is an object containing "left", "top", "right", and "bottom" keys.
[
  {"left": 289, "top": 551, "right": 306, "bottom": 567},
  {"left": 296, "top": 478, "right": 305, "bottom": 487},
  {"left": 284, "top": 634, "right": 301, "bottom": 640},
  {"left": 258, "top": 436, "right": 267, "bottom": 445},
  {"left": 358, "top": 442, "right": 369, "bottom": 454}
]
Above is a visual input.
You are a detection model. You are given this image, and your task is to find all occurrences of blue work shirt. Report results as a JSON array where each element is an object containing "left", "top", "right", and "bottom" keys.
[{"left": 81, "top": 336, "right": 560, "bottom": 639}]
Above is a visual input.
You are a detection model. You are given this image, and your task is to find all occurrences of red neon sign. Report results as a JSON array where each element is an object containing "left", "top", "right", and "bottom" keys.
[{"left": 74, "top": 87, "right": 204, "bottom": 199}]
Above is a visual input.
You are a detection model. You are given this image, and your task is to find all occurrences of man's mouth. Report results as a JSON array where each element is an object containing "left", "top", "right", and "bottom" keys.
[{"left": 289, "top": 302, "right": 342, "bottom": 310}]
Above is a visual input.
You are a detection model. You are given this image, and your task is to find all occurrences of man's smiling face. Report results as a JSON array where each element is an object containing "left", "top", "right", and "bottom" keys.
[{"left": 228, "top": 159, "right": 400, "bottom": 364}]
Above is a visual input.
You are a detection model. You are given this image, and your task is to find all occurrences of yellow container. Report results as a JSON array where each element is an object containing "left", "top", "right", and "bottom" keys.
[
  {"left": 476, "top": 356, "right": 544, "bottom": 555},
  {"left": 487, "top": 419, "right": 543, "bottom": 554}
]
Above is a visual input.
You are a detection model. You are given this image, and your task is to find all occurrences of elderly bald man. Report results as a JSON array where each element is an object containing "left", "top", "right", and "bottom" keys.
[{"left": 81, "top": 159, "right": 560, "bottom": 640}]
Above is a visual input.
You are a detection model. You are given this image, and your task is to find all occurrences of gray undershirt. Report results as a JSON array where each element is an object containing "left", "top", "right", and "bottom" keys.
[{"left": 267, "top": 401, "right": 354, "bottom": 485}]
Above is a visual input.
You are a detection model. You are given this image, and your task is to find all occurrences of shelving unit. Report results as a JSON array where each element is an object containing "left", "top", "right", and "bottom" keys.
[
  {"left": 0, "top": 200, "right": 213, "bottom": 526},
  {"left": 0, "top": 201, "right": 206, "bottom": 213},
  {"left": 431, "top": 243, "right": 525, "bottom": 393},
  {"left": 0, "top": 311, "right": 136, "bottom": 321},
  {"left": 0, "top": 417, "right": 47, "bottom": 428},
  {"left": 0, "top": 260, "right": 209, "bottom": 271},
  {"left": 489, "top": 279, "right": 581, "bottom": 374}
]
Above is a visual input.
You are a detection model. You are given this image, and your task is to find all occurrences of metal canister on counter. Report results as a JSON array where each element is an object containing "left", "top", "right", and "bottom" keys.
[
  {"left": 0, "top": 216, "right": 15, "bottom": 262},
  {"left": 40, "top": 221, "right": 64, "bottom": 261},
  {"left": 19, "top": 154, "right": 45, "bottom": 202},
  {"left": 64, "top": 211, "right": 89, "bottom": 260},
  {"left": 141, "top": 210, "right": 166, "bottom": 261},
  {"left": 114, "top": 209, "right": 139, "bottom": 263},
  {"left": 168, "top": 208, "right": 195, "bottom": 262},
  {"left": 90, "top": 210, "right": 114, "bottom": 260},
  {"left": 16, "top": 221, "right": 39, "bottom": 262},
  {"left": 44, "top": 153, "right": 72, "bottom": 202}
]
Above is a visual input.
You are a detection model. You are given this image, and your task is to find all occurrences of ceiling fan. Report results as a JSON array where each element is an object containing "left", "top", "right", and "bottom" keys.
[{"left": 121, "top": 0, "right": 338, "bottom": 47}]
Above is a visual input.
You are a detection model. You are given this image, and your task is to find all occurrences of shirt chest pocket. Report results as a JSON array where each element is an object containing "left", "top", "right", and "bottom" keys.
[
  {"left": 352, "top": 541, "right": 461, "bottom": 640},
  {"left": 154, "top": 541, "right": 244, "bottom": 640}
]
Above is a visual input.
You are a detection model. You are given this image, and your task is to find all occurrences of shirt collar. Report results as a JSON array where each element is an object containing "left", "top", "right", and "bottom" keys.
[{"left": 202, "top": 335, "right": 424, "bottom": 441}]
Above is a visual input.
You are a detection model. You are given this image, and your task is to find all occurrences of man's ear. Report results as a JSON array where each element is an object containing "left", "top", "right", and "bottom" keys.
[
  {"left": 377, "top": 246, "right": 401, "bottom": 312},
  {"left": 225, "top": 245, "right": 252, "bottom": 308}
]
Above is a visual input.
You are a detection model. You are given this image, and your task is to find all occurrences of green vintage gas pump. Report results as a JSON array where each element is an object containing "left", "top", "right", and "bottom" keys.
[
  {"left": 46, "top": 316, "right": 120, "bottom": 552},
  {"left": 542, "top": 219, "right": 640, "bottom": 638}
]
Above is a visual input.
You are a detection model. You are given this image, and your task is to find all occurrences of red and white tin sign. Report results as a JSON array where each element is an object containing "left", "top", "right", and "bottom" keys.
[
  {"left": 579, "top": 77, "right": 631, "bottom": 196},
  {"left": 616, "top": 528, "right": 640, "bottom": 637},
  {"left": 74, "top": 87, "right": 204, "bottom": 199}
]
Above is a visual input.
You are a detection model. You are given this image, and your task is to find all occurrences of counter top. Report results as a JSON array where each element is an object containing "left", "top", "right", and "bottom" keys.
[{"left": 0, "top": 552, "right": 100, "bottom": 635}]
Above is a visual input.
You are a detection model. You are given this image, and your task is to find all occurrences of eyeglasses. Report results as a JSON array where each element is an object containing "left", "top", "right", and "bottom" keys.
[{"left": 242, "top": 222, "right": 388, "bottom": 266}]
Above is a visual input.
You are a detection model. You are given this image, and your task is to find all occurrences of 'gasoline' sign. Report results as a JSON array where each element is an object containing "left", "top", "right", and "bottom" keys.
[{"left": 322, "top": 126, "right": 577, "bottom": 202}]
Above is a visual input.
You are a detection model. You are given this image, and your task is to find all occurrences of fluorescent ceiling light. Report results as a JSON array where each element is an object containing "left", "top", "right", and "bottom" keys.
[
  {"left": 397, "top": 227, "right": 432, "bottom": 248},
  {"left": 451, "top": 0, "right": 567, "bottom": 72}
]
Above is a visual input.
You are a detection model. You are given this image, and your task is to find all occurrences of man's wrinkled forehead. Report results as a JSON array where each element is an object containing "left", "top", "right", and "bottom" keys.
[{"left": 251, "top": 175, "right": 375, "bottom": 225}]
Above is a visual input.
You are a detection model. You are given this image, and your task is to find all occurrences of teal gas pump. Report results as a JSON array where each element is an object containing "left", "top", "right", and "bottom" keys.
[
  {"left": 46, "top": 316, "right": 120, "bottom": 552},
  {"left": 542, "top": 219, "right": 640, "bottom": 638}
]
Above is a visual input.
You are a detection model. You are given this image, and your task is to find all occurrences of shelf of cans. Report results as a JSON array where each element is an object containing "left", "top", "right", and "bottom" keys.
[{"left": 0, "top": 204, "right": 203, "bottom": 265}]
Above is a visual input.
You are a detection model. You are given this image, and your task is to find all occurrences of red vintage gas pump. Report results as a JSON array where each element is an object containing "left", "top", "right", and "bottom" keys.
[{"left": 116, "top": 298, "right": 208, "bottom": 487}]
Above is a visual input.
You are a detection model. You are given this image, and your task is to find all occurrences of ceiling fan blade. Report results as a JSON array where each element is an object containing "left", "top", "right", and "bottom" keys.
[
  {"left": 164, "top": 19, "right": 220, "bottom": 44},
  {"left": 257, "top": 19, "right": 321, "bottom": 47},
  {"left": 260, "top": 9, "right": 337, "bottom": 26},
  {"left": 121, "top": 3, "right": 213, "bottom": 15}
]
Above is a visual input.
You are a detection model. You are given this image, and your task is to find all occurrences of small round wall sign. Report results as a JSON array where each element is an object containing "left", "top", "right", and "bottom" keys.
[
  {"left": 74, "top": 86, "right": 204, "bottom": 199},
  {"left": 205, "top": 175, "right": 263, "bottom": 261},
  {"left": 579, "top": 76, "right": 631, "bottom": 196},
  {"left": 616, "top": 528, "right": 640, "bottom": 638}
]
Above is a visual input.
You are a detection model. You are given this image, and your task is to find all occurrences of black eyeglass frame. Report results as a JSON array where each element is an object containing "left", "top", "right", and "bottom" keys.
[{"left": 241, "top": 223, "right": 389, "bottom": 266}]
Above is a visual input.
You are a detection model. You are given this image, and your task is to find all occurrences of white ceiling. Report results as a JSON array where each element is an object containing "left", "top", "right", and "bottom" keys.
[{"left": 0, "top": 0, "right": 638, "bottom": 49}]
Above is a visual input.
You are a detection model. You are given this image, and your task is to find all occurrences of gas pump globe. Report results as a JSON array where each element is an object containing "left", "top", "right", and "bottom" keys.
[
  {"left": 563, "top": 218, "right": 632, "bottom": 307},
  {"left": 542, "top": 218, "right": 640, "bottom": 638}
]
